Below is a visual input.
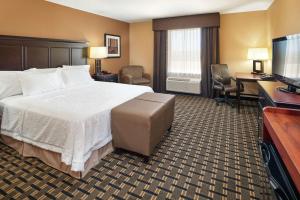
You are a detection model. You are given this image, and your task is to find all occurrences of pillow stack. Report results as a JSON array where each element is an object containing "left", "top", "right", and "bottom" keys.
[
  {"left": 0, "top": 65, "right": 93, "bottom": 99},
  {"left": 18, "top": 70, "right": 65, "bottom": 96}
]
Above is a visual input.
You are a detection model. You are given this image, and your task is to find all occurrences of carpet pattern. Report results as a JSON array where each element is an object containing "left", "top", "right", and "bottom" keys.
[{"left": 0, "top": 95, "right": 273, "bottom": 200}]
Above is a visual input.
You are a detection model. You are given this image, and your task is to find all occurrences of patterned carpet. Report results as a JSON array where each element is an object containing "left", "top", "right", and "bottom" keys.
[{"left": 0, "top": 95, "right": 273, "bottom": 200}]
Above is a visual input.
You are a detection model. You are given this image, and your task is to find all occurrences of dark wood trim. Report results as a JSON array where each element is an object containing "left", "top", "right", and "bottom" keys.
[
  {"left": 21, "top": 46, "right": 25, "bottom": 70},
  {"left": 0, "top": 35, "right": 88, "bottom": 71},
  {"left": 48, "top": 47, "right": 51, "bottom": 67},
  {"left": 152, "top": 13, "right": 220, "bottom": 31},
  {"left": 0, "top": 35, "right": 87, "bottom": 44}
]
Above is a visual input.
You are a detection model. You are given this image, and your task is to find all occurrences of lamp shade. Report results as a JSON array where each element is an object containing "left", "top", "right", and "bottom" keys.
[
  {"left": 89, "top": 47, "right": 108, "bottom": 59},
  {"left": 247, "top": 48, "right": 269, "bottom": 60}
]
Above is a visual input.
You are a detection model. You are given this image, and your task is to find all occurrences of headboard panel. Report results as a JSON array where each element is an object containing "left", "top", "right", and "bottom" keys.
[{"left": 0, "top": 35, "right": 88, "bottom": 71}]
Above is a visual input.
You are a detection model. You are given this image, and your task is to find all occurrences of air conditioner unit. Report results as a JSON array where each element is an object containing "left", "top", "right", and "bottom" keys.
[{"left": 166, "top": 77, "right": 201, "bottom": 94}]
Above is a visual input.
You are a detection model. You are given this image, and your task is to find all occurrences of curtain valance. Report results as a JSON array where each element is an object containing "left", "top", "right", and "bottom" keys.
[{"left": 153, "top": 13, "right": 220, "bottom": 31}]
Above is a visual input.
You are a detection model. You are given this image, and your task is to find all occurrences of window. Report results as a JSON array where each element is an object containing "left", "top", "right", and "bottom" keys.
[
  {"left": 167, "top": 28, "right": 201, "bottom": 78},
  {"left": 284, "top": 34, "right": 300, "bottom": 78}
]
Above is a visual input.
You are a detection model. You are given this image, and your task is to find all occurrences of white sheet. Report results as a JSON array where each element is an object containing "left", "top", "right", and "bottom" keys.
[{"left": 0, "top": 81, "right": 153, "bottom": 171}]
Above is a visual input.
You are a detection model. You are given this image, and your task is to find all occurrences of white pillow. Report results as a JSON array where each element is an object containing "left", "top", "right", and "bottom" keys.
[
  {"left": 27, "top": 67, "right": 61, "bottom": 73},
  {"left": 0, "top": 71, "right": 23, "bottom": 100},
  {"left": 61, "top": 68, "right": 93, "bottom": 87},
  {"left": 63, "top": 65, "right": 90, "bottom": 72},
  {"left": 18, "top": 71, "right": 65, "bottom": 96},
  {"left": 26, "top": 68, "right": 65, "bottom": 88}
]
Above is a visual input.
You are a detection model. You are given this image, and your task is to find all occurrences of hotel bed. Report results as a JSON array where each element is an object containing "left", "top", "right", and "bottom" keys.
[
  {"left": 0, "top": 81, "right": 152, "bottom": 177},
  {"left": 0, "top": 35, "right": 153, "bottom": 178}
]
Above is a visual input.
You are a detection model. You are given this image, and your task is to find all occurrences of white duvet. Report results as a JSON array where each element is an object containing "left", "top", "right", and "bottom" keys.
[{"left": 0, "top": 81, "right": 153, "bottom": 171}]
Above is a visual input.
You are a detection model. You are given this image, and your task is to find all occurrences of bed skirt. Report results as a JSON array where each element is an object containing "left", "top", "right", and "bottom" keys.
[{"left": 0, "top": 134, "right": 114, "bottom": 179}]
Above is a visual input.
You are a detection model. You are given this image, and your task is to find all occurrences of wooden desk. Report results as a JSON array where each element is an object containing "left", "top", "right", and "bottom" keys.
[
  {"left": 235, "top": 73, "right": 262, "bottom": 112},
  {"left": 258, "top": 81, "right": 300, "bottom": 108},
  {"left": 262, "top": 107, "right": 300, "bottom": 199}
]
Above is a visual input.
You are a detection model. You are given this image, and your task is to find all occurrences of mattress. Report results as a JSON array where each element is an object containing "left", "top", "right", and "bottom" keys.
[{"left": 0, "top": 81, "right": 153, "bottom": 171}]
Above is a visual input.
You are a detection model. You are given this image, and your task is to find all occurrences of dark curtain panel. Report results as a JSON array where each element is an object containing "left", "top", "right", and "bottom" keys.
[
  {"left": 201, "top": 27, "right": 220, "bottom": 98},
  {"left": 153, "top": 31, "right": 167, "bottom": 93}
]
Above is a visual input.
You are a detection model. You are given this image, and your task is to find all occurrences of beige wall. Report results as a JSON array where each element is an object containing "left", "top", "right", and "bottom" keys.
[
  {"left": 0, "top": 0, "right": 129, "bottom": 74},
  {"left": 220, "top": 11, "right": 269, "bottom": 75},
  {"left": 128, "top": 0, "right": 300, "bottom": 77},
  {"left": 220, "top": 0, "right": 300, "bottom": 76},
  {"left": 219, "top": 11, "right": 269, "bottom": 94},
  {"left": 128, "top": 12, "right": 269, "bottom": 93},
  {"left": 129, "top": 21, "right": 154, "bottom": 82},
  {"left": 2, "top": 0, "right": 300, "bottom": 85},
  {"left": 127, "top": 1, "right": 300, "bottom": 94},
  {"left": 266, "top": 0, "right": 300, "bottom": 67},
  {"left": 268, "top": 0, "right": 300, "bottom": 39},
  {"left": 129, "top": 12, "right": 270, "bottom": 77}
]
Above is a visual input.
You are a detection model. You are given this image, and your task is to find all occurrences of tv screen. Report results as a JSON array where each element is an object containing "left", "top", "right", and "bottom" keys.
[{"left": 272, "top": 33, "right": 300, "bottom": 89}]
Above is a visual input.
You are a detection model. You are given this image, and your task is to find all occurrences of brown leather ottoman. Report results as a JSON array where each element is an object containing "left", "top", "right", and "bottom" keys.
[{"left": 111, "top": 92, "right": 175, "bottom": 157}]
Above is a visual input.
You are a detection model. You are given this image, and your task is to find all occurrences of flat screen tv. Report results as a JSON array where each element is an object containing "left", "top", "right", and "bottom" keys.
[{"left": 272, "top": 33, "right": 300, "bottom": 93}]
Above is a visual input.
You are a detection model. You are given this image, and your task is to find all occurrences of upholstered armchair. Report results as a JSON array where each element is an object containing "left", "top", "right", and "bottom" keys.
[
  {"left": 211, "top": 64, "right": 244, "bottom": 107},
  {"left": 119, "top": 65, "right": 151, "bottom": 86}
]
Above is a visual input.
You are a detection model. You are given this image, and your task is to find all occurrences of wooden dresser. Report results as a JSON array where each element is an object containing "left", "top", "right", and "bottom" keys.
[
  {"left": 261, "top": 108, "right": 300, "bottom": 200},
  {"left": 257, "top": 81, "right": 300, "bottom": 136},
  {"left": 258, "top": 81, "right": 300, "bottom": 199}
]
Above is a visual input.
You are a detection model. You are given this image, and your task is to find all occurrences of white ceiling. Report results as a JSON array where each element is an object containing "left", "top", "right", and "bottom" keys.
[{"left": 46, "top": 0, "right": 273, "bottom": 23}]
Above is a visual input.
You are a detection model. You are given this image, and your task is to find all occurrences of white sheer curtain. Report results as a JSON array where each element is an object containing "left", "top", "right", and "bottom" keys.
[
  {"left": 167, "top": 28, "right": 201, "bottom": 78},
  {"left": 284, "top": 34, "right": 300, "bottom": 79}
]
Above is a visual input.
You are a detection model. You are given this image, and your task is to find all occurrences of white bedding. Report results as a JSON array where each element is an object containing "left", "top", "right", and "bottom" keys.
[{"left": 0, "top": 81, "right": 153, "bottom": 171}]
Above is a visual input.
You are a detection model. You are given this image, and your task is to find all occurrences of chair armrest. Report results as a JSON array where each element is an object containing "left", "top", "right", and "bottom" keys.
[
  {"left": 142, "top": 73, "right": 151, "bottom": 81},
  {"left": 213, "top": 79, "right": 224, "bottom": 89},
  {"left": 120, "top": 74, "right": 133, "bottom": 84}
]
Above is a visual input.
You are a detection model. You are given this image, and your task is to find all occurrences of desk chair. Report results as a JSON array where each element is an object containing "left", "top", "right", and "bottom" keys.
[{"left": 211, "top": 64, "right": 244, "bottom": 107}]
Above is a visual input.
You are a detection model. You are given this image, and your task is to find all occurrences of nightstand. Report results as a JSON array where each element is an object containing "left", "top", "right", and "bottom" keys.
[{"left": 92, "top": 73, "right": 118, "bottom": 83}]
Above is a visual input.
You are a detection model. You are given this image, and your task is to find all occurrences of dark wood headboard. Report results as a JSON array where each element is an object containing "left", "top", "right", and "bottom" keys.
[{"left": 0, "top": 35, "right": 88, "bottom": 71}]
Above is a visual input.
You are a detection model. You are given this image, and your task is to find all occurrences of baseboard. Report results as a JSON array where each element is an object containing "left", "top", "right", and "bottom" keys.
[
  {"left": 164, "top": 91, "right": 258, "bottom": 101},
  {"left": 226, "top": 95, "right": 258, "bottom": 101},
  {"left": 165, "top": 91, "right": 201, "bottom": 96}
]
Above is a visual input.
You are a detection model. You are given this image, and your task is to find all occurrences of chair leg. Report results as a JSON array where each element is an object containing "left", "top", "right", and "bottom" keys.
[
  {"left": 215, "top": 97, "right": 224, "bottom": 106},
  {"left": 225, "top": 92, "right": 234, "bottom": 108},
  {"left": 214, "top": 90, "right": 236, "bottom": 108},
  {"left": 143, "top": 156, "right": 150, "bottom": 163},
  {"left": 214, "top": 90, "right": 223, "bottom": 106}
]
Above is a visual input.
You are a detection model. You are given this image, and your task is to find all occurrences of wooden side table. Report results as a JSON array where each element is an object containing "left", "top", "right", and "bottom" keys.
[{"left": 92, "top": 73, "right": 118, "bottom": 83}]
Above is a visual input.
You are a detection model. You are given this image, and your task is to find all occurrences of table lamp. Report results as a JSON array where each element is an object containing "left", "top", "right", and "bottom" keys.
[
  {"left": 247, "top": 48, "right": 269, "bottom": 74},
  {"left": 89, "top": 47, "right": 108, "bottom": 75}
]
